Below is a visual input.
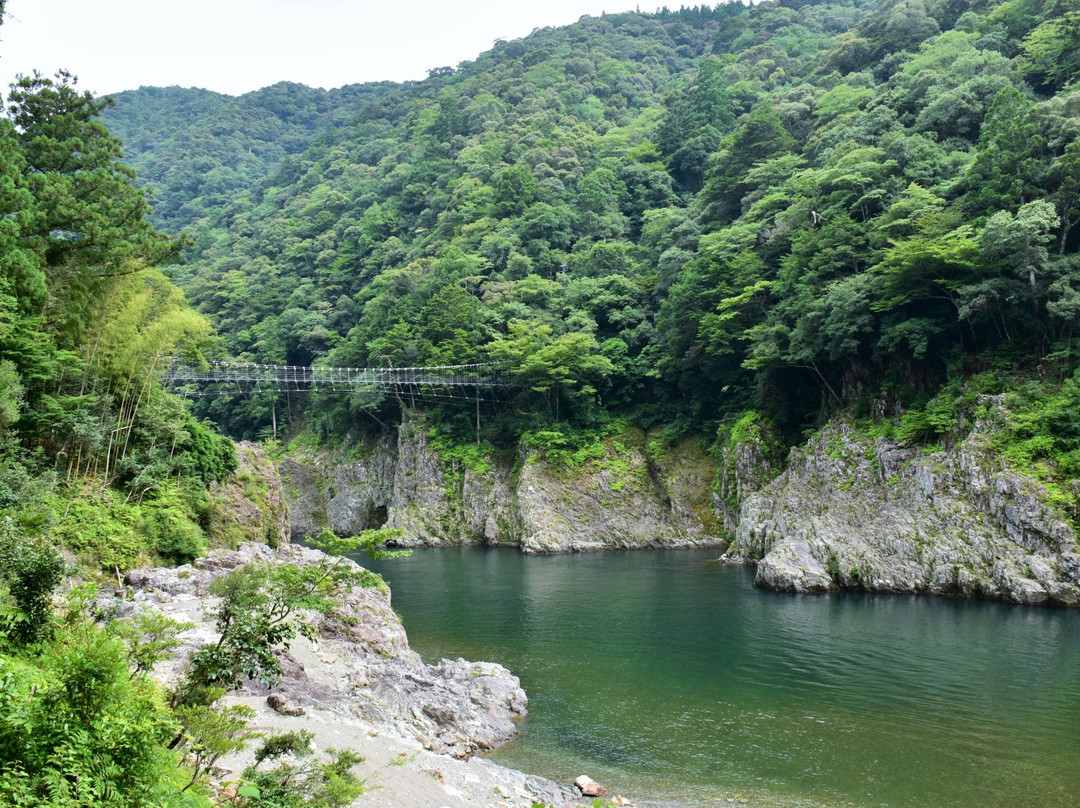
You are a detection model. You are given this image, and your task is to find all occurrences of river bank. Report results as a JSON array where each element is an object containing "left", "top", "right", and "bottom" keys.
[{"left": 120, "top": 542, "right": 601, "bottom": 808}]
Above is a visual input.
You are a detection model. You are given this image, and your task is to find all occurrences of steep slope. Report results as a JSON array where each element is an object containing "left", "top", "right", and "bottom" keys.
[
  {"left": 107, "top": 1, "right": 1080, "bottom": 450},
  {"left": 104, "top": 82, "right": 401, "bottom": 233}
]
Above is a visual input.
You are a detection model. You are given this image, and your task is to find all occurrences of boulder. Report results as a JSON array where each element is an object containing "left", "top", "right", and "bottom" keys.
[
  {"left": 724, "top": 418, "right": 1080, "bottom": 606},
  {"left": 574, "top": 775, "right": 609, "bottom": 797}
]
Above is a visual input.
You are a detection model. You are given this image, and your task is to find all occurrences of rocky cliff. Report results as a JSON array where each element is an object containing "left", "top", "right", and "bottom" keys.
[
  {"left": 283, "top": 413, "right": 725, "bottom": 554},
  {"left": 279, "top": 407, "right": 1080, "bottom": 606},
  {"left": 723, "top": 419, "right": 1080, "bottom": 605},
  {"left": 123, "top": 543, "right": 530, "bottom": 758}
]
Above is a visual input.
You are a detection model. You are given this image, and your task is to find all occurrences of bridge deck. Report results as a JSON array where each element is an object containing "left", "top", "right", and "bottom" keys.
[{"left": 162, "top": 359, "right": 512, "bottom": 390}]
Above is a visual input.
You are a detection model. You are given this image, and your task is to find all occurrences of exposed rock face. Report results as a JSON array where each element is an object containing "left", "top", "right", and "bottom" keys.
[
  {"left": 390, "top": 417, "right": 521, "bottom": 545},
  {"left": 281, "top": 432, "right": 398, "bottom": 540},
  {"left": 715, "top": 413, "right": 784, "bottom": 536},
  {"left": 515, "top": 437, "right": 722, "bottom": 554},
  {"left": 123, "top": 543, "right": 530, "bottom": 758},
  {"left": 206, "top": 442, "right": 290, "bottom": 548},
  {"left": 724, "top": 422, "right": 1080, "bottom": 605},
  {"left": 284, "top": 413, "right": 725, "bottom": 553}
]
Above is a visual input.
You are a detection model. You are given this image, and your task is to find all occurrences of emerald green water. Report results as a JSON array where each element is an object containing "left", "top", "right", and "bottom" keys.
[{"left": 365, "top": 547, "right": 1080, "bottom": 808}]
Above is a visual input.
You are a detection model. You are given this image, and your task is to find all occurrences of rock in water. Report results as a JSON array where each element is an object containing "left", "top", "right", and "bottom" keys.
[{"left": 574, "top": 774, "right": 609, "bottom": 797}]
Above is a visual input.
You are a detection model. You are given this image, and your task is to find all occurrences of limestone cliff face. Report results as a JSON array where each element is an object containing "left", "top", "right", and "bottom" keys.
[
  {"left": 282, "top": 413, "right": 724, "bottom": 553},
  {"left": 389, "top": 417, "right": 521, "bottom": 545},
  {"left": 514, "top": 437, "right": 722, "bottom": 553},
  {"left": 260, "top": 409, "right": 1080, "bottom": 605},
  {"left": 723, "top": 421, "right": 1080, "bottom": 606}
]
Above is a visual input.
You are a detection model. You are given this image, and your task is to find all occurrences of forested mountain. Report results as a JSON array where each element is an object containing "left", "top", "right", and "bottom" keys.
[
  {"left": 104, "top": 81, "right": 402, "bottom": 232},
  {"left": 108, "top": 1, "right": 1080, "bottom": 489}
]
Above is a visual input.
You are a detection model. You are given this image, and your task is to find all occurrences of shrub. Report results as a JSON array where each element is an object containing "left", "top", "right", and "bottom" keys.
[
  {"left": 0, "top": 593, "right": 194, "bottom": 808},
  {"left": 0, "top": 518, "right": 64, "bottom": 646}
]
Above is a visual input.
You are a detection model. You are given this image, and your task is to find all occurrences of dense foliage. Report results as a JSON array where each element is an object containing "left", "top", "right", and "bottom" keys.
[
  {"left": 104, "top": 82, "right": 402, "bottom": 233},
  {"left": 105, "top": 1, "right": 1080, "bottom": 453},
  {"left": 0, "top": 526, "right": 379, "bottom": 807},
  {"left": 3, "top": 0, "right": 1080, "bottom": 801},
  {"left": 0, "top": 67, "right": 238, "bottom": 570}
]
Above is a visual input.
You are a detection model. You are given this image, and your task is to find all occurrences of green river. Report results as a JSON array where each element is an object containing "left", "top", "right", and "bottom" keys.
[{"left": 365, "top": 547, "right": 1080, "bottom": 808}]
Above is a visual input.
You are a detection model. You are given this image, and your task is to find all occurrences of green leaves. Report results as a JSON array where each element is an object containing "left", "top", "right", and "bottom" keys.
[
  {"left": 242, "top": 733, "right": 367, "bottom": 808},
  {"left": 872, "top": 225, "right": 981, "bottom": 310},
  {"left": 1020, "top": 12, "right": 1080, "bottom": 92},
  {"left": 964, "top": 86, "right": 1045, "bottom": 215},
  {"left": 0, "top": 601, "right": 186, "bottom": 808},
  {"left": 72, "top": 1, "right": 1080, "bottom": 440},
  {"left": 491, "top": 321, "right": 614, "bottom": 395},
  {"left": 0, "top": 519, "right": 64, "bottom": 647}
]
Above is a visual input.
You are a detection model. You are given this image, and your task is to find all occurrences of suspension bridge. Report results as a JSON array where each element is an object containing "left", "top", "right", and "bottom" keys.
[{"left": 161, "top": 358, "right": 514, "bottom": 396}]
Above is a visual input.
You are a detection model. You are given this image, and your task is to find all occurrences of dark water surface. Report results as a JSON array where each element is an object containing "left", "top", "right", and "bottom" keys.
[{"left": 364, "top": 547, "right": 1080, "bottom": 808}]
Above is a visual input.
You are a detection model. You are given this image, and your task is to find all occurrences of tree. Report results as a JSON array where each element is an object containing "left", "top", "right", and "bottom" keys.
[
  {"left": 857, "top": 0, "right": 941, "bottom": 61},
  {"left": 657, "top": 57, "right": 737, "bottom": 191},
  {"left": 964, "top": 86, "right": 1046, "bottom": 215},
  {"left": 6, "top": 72, "right": 181, "bottom": 346},
  {"left": 1020, "top": 11, "right": 1080, "bottom": 92},
  {"left": 1050, "top": 139, "right": 1080, "bottom": 254},
  {"left": 871, "top": 225, "right": 982, "bottom": 356},
  {"left": 416, "top": 283, "right": 487, "bottom": 365},
  {"left": 978, "top": 200, "right": 1060, "bottom": 312},
  {"left": 698, "top": 103, "right": 797, "bottom": 225},
  {"left": 491, "top": 164, "right": 539, "bottom": 218},
  {"left": 489, "top": 321, "right": 614, "bottom": 420}
]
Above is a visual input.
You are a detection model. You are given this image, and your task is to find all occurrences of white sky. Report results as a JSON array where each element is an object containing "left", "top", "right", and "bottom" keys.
[{"left": 0, "top": 0, "right": 638, "bottom": 97}]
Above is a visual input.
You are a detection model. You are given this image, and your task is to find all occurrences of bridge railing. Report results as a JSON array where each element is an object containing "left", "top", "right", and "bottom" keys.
[{"left": 161, "top": 359, "right": 514, "bottom": 390}]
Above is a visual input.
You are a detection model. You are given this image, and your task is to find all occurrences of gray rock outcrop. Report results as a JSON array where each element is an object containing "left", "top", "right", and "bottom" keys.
[
  {"left": 206, "top": 441, "right": 290, "bottom": 548},
  {"left": 724, "top": 420, "right": 1080, "bottom": 605},
  {"left": 123, "top": 543, "right": 529, "bottom": 758},
  {"left": 283, "top": 413, "right": 725, "bottom": 553}
]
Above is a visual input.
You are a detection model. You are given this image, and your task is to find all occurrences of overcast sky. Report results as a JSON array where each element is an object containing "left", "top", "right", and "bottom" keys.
[{"left": 0, "top": 0, "right": 638, "bottom": 97}]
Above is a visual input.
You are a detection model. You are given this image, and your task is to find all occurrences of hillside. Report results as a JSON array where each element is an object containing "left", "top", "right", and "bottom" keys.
[
  {"left": 104, "top": 1, "right": 1080, "bottom": 462},
  {"left": 105, "top": 81, "right": 403, "bottom": 232}
]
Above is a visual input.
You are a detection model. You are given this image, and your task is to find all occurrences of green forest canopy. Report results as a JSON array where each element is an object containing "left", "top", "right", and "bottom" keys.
[
  {"left": 100, "top": 0, "right": 1080, "bottom": 447},
  {"left": 4, "top": 1, "right": 1080, "bottom": 800}
]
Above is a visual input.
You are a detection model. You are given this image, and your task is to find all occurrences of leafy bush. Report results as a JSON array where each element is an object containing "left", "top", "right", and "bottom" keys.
[
  {"left": 0, "top": 589, "right": 197, "bottom": 808},
  {"left": 0, "top": 519, "right": 64, "bottom": 646},
  {"left": 240, "top": 730, "right": 368, "bottom": 808},
  {"left": 521, "top": 420, "right": 630, "bottom": 467},
  {"left": 51, "top": 498, "right": 145, "bottom": 570},
  {"left": 427, "top": 429, "right": 493, "bottom": 475}
]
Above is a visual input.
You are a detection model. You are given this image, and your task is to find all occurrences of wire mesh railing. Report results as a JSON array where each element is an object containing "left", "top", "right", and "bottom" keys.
[{"left": 161, "top": 359, "right": 513, "bottom": 392}]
